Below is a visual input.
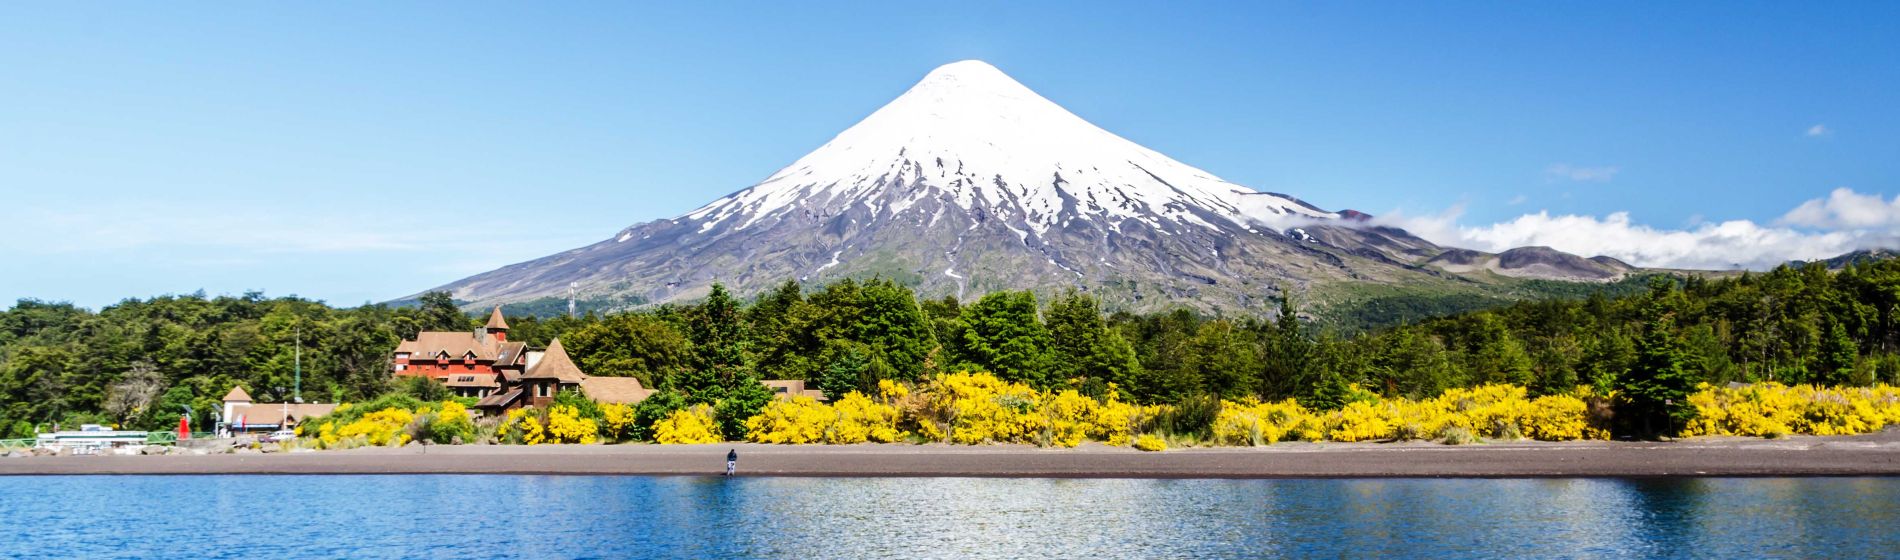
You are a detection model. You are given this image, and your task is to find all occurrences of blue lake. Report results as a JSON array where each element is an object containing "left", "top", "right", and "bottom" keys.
[{"left": 1, "top": 475, "right": 1894, "bottom": 558}]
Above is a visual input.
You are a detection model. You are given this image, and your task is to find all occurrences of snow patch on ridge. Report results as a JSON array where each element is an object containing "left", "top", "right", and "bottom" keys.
[{"left": 666, "top": 60, "right": 1338, "bottom": 242}]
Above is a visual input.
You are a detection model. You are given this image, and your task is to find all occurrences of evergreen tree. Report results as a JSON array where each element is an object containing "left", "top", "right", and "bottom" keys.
[
  {"left": 1818, "top": 321, "right": 1858, "bottom": 386},
  {"left": 956, "top": 291, "right": 1053, "bottom": 386},
  {"left": 1263, "top": 296, "right": 1314, "bottom": 401},
  {"left": 1618, "top": 282, "right": 1696, "bottom": 439},
  {"left": 1189, "top": 319, "right": 1262, "bottom": 399},
  {"left": 1045, "top": 291, "right": 1142, "bottom": 394},
  {"left": 1465, "top": 314, "right": 1535, "bottom": 387},
  {"left": 565, "top": 313, "right": 695, "bottom": 388},
  {"left": 1131, "top": 309, "right": 1201, "bottom": 402},
  {"left": 413, "top": 291, "right": 470, "bottom": 334}
]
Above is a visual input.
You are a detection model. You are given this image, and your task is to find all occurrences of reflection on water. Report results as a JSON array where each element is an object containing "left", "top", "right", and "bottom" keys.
[{"left": 0, "top": 475, "right": 1894, "bottom": 558}]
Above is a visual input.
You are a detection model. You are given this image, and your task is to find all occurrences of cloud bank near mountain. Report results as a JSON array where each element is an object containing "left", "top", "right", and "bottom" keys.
[{"left": 1384, "top": 188, "right": 1900, "bottom": 270}]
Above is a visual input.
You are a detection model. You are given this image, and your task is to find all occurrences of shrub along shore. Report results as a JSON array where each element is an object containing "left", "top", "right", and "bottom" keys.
[{"left": 292, "top": 373, "right": 1900, "bottom": 452}]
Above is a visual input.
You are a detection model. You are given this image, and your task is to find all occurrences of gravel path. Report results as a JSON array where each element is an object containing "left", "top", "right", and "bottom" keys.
[{"left": 4, "top": 431, "right": 1897, "bottom": 478}]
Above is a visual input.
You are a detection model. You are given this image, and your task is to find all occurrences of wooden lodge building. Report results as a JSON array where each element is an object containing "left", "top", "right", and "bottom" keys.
[
  {"left": 390, "top": 307, "right": 822, "bottom": 418},
  {"left": 391, "top": 308, "right": 526, "bottom": 399}
]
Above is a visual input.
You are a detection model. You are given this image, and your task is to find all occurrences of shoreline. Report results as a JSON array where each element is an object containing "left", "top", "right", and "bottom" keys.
[{"left": 5, "top": 429, "right": 1899, "bottom": 478}]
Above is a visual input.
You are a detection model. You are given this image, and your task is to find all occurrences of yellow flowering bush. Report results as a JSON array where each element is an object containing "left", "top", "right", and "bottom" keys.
[
  {"left": 746, "top": 393, "right": 905, "bottom": 444},
  {"left": 913, "top": 372, "right": 1045, "bottom": 444},
  {"left": 746, "top": 396, "right": 834, "bottom": 444},
  {"left": 335, "top": 408, "right": 413, "bottom": 447},
  {"left": 1132, "top": 433, "right": 1168, "bottom": 451},
  {"left": 1042, "top": 389, "right": 1099, "bottom": 448},
  {"left": 602, "top": 403, "right": 639, "bottom": 441},
  {"left": 1213, "top": 398, "right": 1314, "bottom": 445},
  {"left": 830, "top": 392, "right": 903, "bottom": 443},
  {"left": 1326, "top": 400, "right": 1399, "bottom": 442},
  {"left": 878, "top": 379, "right": 909, "bottom": 400},
  {"left": 545, "top": 405, "right": 599, "bottom": 444},
  {"left": 1683, "top": 383, "right": 1900, "bottom": 438},
  {"left": 1203, "top": 384, "right": 1604, "bottom": 446},
  {"left": 504, "top": 408, "right": 549, "bottom": 445},
  {"left": 654, "top": 405, "right": 723, "bottom": 444},
  {"left": 1089, "top": 393, "right": 1159, "bottom": 446},
  {"left": 1520, "top": 395, "right": 1589, "bottom": 441},
  {"left": 894, "top": 372, "right": 1181, "bottom": 447}
]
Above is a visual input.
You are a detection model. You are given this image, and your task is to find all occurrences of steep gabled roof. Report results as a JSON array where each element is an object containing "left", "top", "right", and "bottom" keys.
[
  {"left": 581, "top": 376, "right": 653, "bottom": 405},
  {"left": 222, "top": 386, "right": 252, "bottom": 402},
  {"left": 395, "top": 331, "right": 504, "bottom": 361},
  {"left": 495, "top": 341, "right": 527, "bottom": 367},
  {"left": 485, "top": 307, "right": 509, "bottom": 331},
  {"left": 474, "top": 388, "right": 524, "bottom": 410},
  {"left": 521, "top": 338, "right": 587, "bottom": 383},
  {"left": 229, "top": 403, "right": 337, "bottom": 427}
]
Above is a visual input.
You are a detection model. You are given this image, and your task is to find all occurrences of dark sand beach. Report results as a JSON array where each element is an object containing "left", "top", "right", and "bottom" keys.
[{"left": 4, "top": 429, "right": 1898, "bottom": 478}]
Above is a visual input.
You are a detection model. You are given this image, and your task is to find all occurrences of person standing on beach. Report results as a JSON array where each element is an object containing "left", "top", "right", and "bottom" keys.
[{"left": 726, "top": 449, "right": 738, "bottom": 476}]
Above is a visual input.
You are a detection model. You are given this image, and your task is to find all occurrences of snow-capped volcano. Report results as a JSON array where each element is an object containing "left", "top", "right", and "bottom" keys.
[
  {"left": 422, "top": 61, "right": 1618, "bottom": 313},
  {"left": 685, "top": 60, "right": 1333, "bottom": 238}
]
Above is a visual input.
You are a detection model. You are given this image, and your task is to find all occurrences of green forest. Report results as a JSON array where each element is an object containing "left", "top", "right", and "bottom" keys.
[{"left": 4, "top": 259, "right": 1899, "bottom": 440}]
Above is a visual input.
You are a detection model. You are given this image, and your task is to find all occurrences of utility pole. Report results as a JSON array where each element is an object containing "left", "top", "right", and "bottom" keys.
[{"left": 294, "top": 325, "right": 302, "bottom": 403}]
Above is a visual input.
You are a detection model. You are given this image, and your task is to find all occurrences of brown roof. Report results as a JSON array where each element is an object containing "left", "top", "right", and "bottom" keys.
[
  {"left": 395, "top": 331, "right": 505, "bottom": 362},
  {"left": 581, "top": 377, "right": 654, "bottom": 405},
  {"left": 485, "top": 307, "right": 509, "bottom": 331},
  {"left": 443, "top": 373, "right": 500, "bottom": 388},
  {"left": 521, "top": 338, "right": 587, "bottom": 383},
  {"left": 495, "top": 341, "right": 527, "bottom": 368},
  {"left": 222, "top": 386, "right": 252, "bottom": 402},
  {"left": 474, "top": 388, "right": 524, "bottom": 410},
  {"left": 229, "top": 403, "right": 338, "bottom": 428}
]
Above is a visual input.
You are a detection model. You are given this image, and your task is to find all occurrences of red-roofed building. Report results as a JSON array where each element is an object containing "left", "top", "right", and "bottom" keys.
[{"left": 391, "top": 307, "right": 522, "bottom": 396}]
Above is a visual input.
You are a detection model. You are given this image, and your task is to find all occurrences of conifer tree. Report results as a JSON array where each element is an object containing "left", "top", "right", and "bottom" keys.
[
  {"left": 1618, "top": 280, "right": 1696, "bottom": 438},
  {"left": 957, "top": 291, "right": 1053, "bottom": 386},
  {"left": 1045, "top": 291, "right": 1141, "bottom": 394}
]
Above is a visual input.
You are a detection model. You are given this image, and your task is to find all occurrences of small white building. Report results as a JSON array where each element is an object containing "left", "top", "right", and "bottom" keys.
[
  {"left": 220, "top": 386, "right": 337, "bottom": 436},
  {"left": 35, "top": 424, "right": 149, "bottom": 455}
]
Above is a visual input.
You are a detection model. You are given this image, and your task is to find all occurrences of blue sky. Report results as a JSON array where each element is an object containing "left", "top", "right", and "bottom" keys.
[{"left": 3, "top": 2, "right": 1897, "bottom": 309}]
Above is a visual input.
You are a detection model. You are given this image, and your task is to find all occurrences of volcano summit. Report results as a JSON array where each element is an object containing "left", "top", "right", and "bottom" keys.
[{"left": 424, "top": 61, "right": 1627, "bottom": 313}]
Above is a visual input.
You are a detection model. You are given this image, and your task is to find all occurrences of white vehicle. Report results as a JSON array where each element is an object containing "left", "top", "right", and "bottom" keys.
[{"left": 265, "top": 429, "right": 297, "bottom": 443}]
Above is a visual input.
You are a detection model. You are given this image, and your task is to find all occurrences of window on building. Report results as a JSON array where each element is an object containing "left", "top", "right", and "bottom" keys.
[
  {"left": 394, "top": 364, "right": 407, "bottom": 371},
  {"left": 537, "top": 384, "right": 549, "bottom": 398}
]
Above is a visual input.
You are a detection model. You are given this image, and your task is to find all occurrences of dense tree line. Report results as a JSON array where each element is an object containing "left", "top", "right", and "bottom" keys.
[{"left": 5, "top": 260, "right": 1899, "bottom": 440}]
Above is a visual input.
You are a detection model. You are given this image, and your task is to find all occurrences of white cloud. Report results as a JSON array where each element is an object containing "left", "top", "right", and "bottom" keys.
[
  {"left": 1374, "top": 188, "right": 1900, "bottom": 270},
  {"left": 1507, "top": 194, "right": 1528, "bottom": 206},
  {"left": 1807, "top": 124, "right": 1831, "bottom": 137},
  {"left": 1545, "top": 163, "right": 1619, "bottom": 183},
  {"left": 1778, "top": 188, "right": 1900, "bottom": 230}
]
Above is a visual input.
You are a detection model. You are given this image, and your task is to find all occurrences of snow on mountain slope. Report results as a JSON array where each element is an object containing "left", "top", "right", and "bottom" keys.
[
  {"left": 422, "top": 61, "right": 1620, "bottom": 313},
  {"left": 674, "top": 60, "right": 1331, "bottom": 238}
]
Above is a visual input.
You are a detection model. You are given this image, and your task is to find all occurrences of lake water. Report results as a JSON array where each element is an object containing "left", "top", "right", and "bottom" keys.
[{"left": 1, "top": 476, "right": 1894, "bottom": 558}]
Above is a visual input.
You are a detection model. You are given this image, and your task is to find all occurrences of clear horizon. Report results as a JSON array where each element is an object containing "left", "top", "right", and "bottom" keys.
[{"left": 4, "top": 2, "right": 1898, "bottom": 309}]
